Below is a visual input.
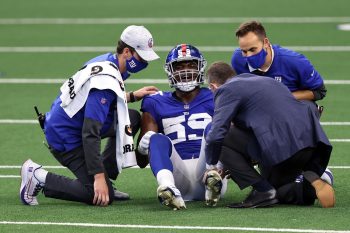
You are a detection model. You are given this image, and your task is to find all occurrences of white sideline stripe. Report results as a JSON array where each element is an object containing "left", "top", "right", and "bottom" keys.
[
  {"left": 330, "top": 139, "right": 350, "bottom": 142},
  {"left": 0, "top": 165, "right": 349, "bottom": 170},
  {"left": 1, "top": 46, "right": 350, "bottom": 53},
  {"left": 0, "top": 175, "right": 20, "bottom": 178},
  {"left": 0, "top": 221, "right": 349, "bottom": 233},
  {"left": 0, "top": 165, "right": 149, "bottom": 169},
  {"left": 1, "top": 119, "right": 350, "bottom": 126},
  {"left": 338, "top": 24, "right": 350, "bottom": 31},
  {"left": 0, "top": 79, "right": 349, "bottom": 85},
  {"left": 325, "top": 80, "right": 350, "bottom": 84},
  {"left": 0, "top": 78, "right": 169, "bottom": 84},
  {"left": 0, "top": 165, "right": 65, "bottom": 169},
  {"left": 1, "top": 17, "right": 350, "bottom": 24},
  {"left": 1, "top": 165, "right": 349, "bottom": 178},
  {"left": 321, "top": 122, "right": 350, "bottom": 125}
]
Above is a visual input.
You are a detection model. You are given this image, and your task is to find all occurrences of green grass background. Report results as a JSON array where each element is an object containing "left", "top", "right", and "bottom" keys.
[{"left": 0, "top": 0, "right": 350, "bottom": 232}]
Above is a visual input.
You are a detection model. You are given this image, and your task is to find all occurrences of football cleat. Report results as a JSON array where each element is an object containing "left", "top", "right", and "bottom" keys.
[
  {"left": 157, "top": 185, "right": 186, "bottom": 210},
  {"left": 20, "top": 159, "right": 44, "bottom": 205},
  {"left": 204, "top": 170, "right": 223, "bottom": 206}
]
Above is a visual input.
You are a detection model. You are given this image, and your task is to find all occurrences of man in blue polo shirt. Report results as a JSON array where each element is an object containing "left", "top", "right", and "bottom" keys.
[
  {"left": 20, "top": 25, "right": 159, "bottom": 206},
  {"left": 230, "top": 21, "right": 333, "bottom": 206},
  {"left": 231, "top": 20, "right": 326, "bottom": 118}
]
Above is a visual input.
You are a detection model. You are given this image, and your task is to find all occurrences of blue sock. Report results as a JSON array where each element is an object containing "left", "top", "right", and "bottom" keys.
[{"left": 149, "top": 134, "right": 173, "bottom": 176}]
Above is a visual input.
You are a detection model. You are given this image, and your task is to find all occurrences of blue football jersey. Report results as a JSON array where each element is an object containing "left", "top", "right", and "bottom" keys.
[
  {"left": 45, "top": 89, "right": 116, "bottom": 152},
  {"left": 84, "top": 53, "right": 117, "bottom": 65},
  {"left": 231, "top": 45, "right": 324, "bottom": 92},
  {"left": 141, "top": 88, "right": 214, "bottom": 160},
  {"left": 45, "top": 53, "right": 122, "bottom": 152}
]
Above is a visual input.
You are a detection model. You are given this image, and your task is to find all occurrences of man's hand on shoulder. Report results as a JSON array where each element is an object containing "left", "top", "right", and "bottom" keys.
[{"left": 133, "top": 86, "right": 159, "bottom": 101}]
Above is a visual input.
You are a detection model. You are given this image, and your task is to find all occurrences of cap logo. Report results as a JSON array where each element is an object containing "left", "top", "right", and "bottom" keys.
[{"left": 148, "top": 38, "right": 154, "bottom": 48}]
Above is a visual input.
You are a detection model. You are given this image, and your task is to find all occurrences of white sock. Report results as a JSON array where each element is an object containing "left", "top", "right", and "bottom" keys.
[
  {"left": 34, "top": 168, "right": 48, "bottom": 185},
  {"left": 156, "top": 169, "right": 175, "bottom": 187}
]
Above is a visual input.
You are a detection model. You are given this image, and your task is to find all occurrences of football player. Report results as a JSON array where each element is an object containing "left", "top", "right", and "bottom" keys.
[{"left": 136, "top": 44, "right": 226, "bottom": 210}]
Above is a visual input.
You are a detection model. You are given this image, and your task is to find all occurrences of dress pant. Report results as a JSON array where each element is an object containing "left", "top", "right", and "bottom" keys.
[
  {"left": 43, "top": 109, "right": 140, "bottom": 204},
  {"left": 43, "top": 146, "right": 114, "bottom": 205},
  {"left": 219, "top": 126, "right": 323, "bottom": 205}
]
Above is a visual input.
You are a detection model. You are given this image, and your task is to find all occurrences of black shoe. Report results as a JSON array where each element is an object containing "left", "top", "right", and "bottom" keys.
[
  {"left": 227, "top": 189, "right": 278, "bottom": 208},
  {"left": 113, "top": 188, "right": 130, "bottom": 201}
]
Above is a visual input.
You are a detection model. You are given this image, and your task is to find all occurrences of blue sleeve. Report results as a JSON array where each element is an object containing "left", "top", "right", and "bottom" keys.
[
  {"left": 84, "top": 89, "right": 116, "bottom": 123},
  {"left": 205, "top": 85, "right": 241, "bottom": 165},
  {"left": 140, "top": 95, "right": 159, "bottom": 122},
  {"left": 231, "top": 49, "right": 248, "bottom": 75},
  {"left": 295, "top": 55, "right": 324, "bottom": 90}
]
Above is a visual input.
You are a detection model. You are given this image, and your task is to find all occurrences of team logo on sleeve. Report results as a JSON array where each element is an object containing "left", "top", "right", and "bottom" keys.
[
  {"left": 100, "top": 98, "right": 107, "bottom": 105},
  {"left": 125, "top": 125, "right": 133, "bottom": 136},
  {"left": 274, "top": 76, "right": 282, "bottom": 82}
]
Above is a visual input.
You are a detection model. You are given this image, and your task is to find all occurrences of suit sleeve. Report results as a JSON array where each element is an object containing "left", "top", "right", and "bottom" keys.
[{"left": 205, "top": 85, "right": 241, "bottom": 165}]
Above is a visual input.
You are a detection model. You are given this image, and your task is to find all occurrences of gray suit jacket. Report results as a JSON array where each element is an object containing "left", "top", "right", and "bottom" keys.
[{"left": 206, "top": 73, "right": 331, "bottom": 168}]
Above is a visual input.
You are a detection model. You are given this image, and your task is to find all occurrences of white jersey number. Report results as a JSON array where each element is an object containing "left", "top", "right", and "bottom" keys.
[{"left": 162, "top": 113, "right": 211, "bottom": 144}]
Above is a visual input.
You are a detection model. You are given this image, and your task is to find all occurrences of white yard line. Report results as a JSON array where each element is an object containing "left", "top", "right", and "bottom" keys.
[
  {"left": 0, "top": 78, "right": 169, "bottom": 84},
  {"left": 0, "top": 79, "right": 349, "bottom": 85},
  {"left": 0, "top": 165, "right": 65, "bottom": 169},
  {"left": 0, "top": 165, "right": 349, "bottom": 171},
  {"left": 1, "top": 17, "right": 350, "bottom": 24},
  {"left": 1, "top": 46, "right": 350, "bottom": 53},
  {"left": 330, "top": 139, "right": 350, "bottom": 142},
  {"left": 321, "top": 122, "right": 350, "bottom": 125},
  {"left": 0, "top": 175, "right": 20, "bottom": 178},
  {"left": 0, "top": 221, "right": 349, "bottom": 233},
  {"left": 2, "top": 120, "right": 350, "bottom": 125}
]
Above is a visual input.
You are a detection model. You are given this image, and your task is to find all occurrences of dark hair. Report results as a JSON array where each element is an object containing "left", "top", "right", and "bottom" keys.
[
  {"left": 206, "top": 61, "right": 236, "bottom": 85},
  {"left": 116, "top": 40, "right": 135, "bottom": 54},
  {"left": 235, "top": 20, "right": 267, "bottom": 39}
]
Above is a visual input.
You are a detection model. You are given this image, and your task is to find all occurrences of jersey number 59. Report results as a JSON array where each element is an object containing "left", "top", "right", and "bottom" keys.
[{"left": 162, "top": 113, "right": 211, "bottom": 144}]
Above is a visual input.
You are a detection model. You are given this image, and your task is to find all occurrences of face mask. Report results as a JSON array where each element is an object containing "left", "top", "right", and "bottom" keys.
[
  {"left": 246, "top": 46, "right": 267, "bottom": 69},
  {"left": 126, "top": 56, "right": 148, "bottom": 73},
  {"left": 121, "top": 72, "right": 130, "bottom": 81}
]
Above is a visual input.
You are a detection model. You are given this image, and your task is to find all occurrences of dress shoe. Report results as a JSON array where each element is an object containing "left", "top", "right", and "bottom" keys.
[{"left": 227, "top": 189, "right": 278, "bottom": 208}]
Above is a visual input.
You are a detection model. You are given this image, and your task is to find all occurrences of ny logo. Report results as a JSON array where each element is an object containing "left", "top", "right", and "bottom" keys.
[
  {"left": 275, "top": 76, "right": 282, "bottom": 82},
  {"left": 128, "top": 60, "right": 137, "bottom": 68},
  {"left": 177, "top": 49, "right": 191, "bottom": 58}
]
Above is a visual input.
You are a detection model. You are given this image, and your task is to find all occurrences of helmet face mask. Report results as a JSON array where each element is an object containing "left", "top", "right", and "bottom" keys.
[{"left": 164, "top": 44, "right": 206, "bottom": 92}]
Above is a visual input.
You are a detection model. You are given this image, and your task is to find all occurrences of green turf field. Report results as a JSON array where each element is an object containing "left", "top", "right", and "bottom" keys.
[{"left": 1, "top": 0, "right": 350, "bottom": 232}]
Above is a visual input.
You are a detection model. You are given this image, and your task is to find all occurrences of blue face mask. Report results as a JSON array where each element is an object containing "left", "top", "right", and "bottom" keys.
[
  {"left": 126, "top": 56, "right": 148, "bottom": 73},
  {"left": 246, "top": 47, "right": 267, "bottom": 69}
]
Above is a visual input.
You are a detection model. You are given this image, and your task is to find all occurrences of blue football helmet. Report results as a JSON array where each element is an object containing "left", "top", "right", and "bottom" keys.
[{"left": 164, "top": 44, "right": 207, "bottom": 92}]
